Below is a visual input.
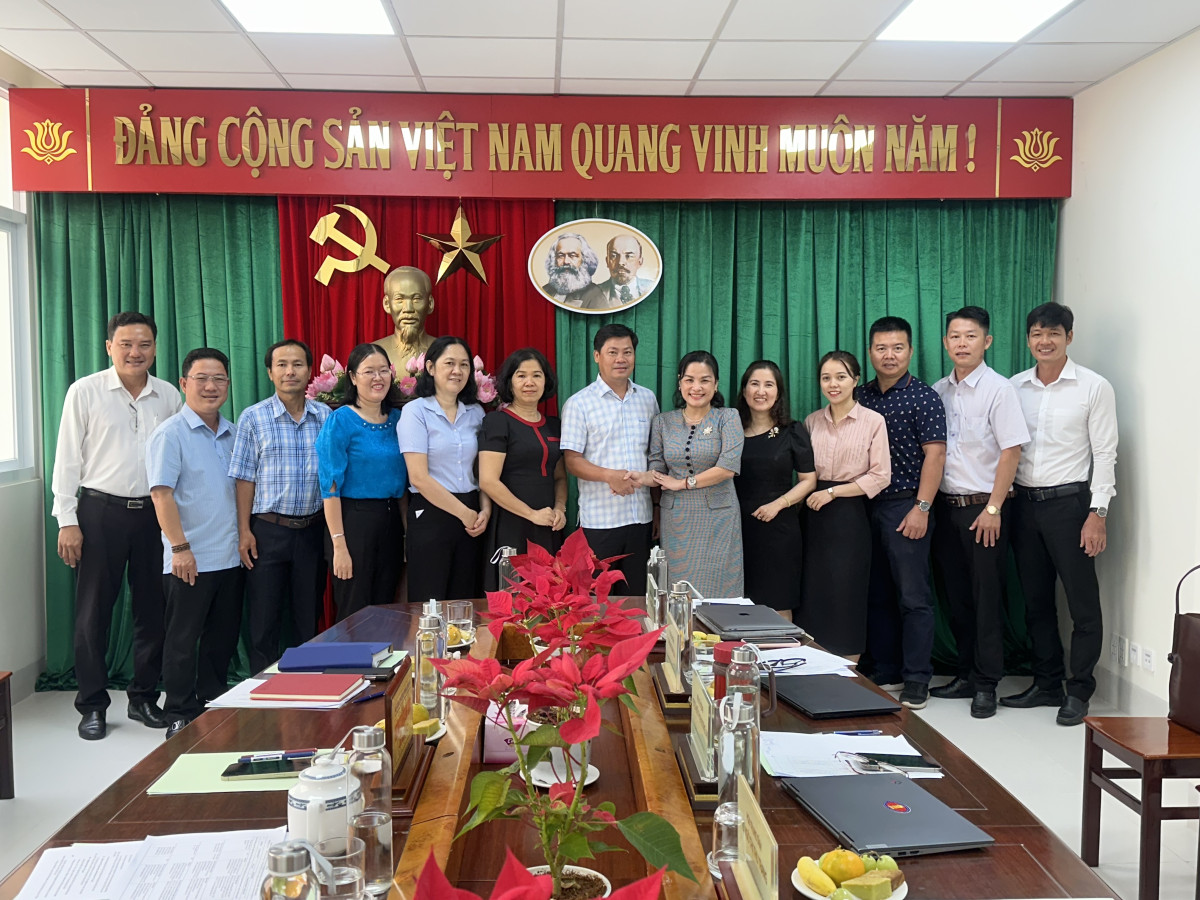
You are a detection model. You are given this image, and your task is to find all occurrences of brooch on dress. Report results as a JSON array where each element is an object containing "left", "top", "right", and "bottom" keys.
[
  {"left": 703, "top": 425, "right": 713, "bottom": 435},
  {"left": 767, "top": 426, "right": 779, "bottom": 439}
]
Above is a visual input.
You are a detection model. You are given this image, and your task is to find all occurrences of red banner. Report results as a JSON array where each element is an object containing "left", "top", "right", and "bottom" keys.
[{"left": 10, "top": 89, "right": 1071, "bottom": 200}]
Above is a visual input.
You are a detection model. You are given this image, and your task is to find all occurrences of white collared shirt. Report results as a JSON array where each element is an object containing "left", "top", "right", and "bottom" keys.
[
  {"left": 51, "top": 367, "right": 182, "bottom": 527},
  {"left": 1011, "top": 359, "right": 1118, "bottom": 508},
  {"left": 933, "top": 361, "right": 1030, "bottom": 495}
]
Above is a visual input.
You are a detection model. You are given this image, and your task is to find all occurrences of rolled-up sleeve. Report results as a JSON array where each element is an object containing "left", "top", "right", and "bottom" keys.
[{"left": 854, "top": 413, "right": 891, "bottom": 499}]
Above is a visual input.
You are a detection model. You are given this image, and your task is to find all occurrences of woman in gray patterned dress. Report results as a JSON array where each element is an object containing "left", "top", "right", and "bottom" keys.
[{"left": 646, "top": 350, "right": 744, "bottom": 598}]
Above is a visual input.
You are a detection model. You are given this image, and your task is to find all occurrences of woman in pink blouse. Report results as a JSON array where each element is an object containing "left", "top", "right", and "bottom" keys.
[{"left": 800, "top": 350, "right": 891, "bottom": 656}]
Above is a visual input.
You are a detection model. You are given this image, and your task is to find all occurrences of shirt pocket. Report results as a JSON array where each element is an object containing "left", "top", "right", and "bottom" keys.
[
  {"left": 960, "top": 415, "right": 990, "bottom": 445},
  {"left": 1051, "top": 403, "right": 1087, "bottom": 441}
]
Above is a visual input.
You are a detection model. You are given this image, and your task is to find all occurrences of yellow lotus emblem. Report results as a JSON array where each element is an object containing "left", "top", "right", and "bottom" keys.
[
  {"left": 1010, "top": 128, "right": 1062, "bottom": 172},
  {"left": 21, "top": 119, "right": 78, "bottom": 165}
]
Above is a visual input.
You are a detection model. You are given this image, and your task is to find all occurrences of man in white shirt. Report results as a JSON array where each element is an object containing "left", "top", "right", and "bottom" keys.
[
  {"left": 1004, "top": 303, "right": 1117, "bottom": 726},
  {"left": 929, "top": 306, "right": 1030, "bottom": 719},
  {"left": 52, "top": 312, "right": 181, "bottom": 740}
]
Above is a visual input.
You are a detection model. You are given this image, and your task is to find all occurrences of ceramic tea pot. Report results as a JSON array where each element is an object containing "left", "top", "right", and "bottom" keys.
[{"left": 286, "top": 755, "right": 363, "bottom": 844}]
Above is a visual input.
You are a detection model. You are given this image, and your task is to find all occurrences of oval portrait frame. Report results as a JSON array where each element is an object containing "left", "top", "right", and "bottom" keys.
[{"left": 528, "top": 218, "right": 662, "bottom": 316}]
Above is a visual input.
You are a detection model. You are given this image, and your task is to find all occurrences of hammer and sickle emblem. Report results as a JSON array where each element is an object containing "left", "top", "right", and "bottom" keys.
[{"left": 308, "top": 203, "right": 390, "bottom": 286}]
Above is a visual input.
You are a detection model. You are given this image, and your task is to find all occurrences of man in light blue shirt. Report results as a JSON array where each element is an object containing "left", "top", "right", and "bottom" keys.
[
  {"left": 147, "top": 348, "right": 243, "bottom": 739},
  {"left": 561, "top": 324, "right": 659, "bottom": 593}
]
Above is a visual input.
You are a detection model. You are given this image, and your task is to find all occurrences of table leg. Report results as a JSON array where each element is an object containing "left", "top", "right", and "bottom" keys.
[
  {"left": 0, "top": 673, "right": 11, "bottom": 799},
  {"left": 1139, "top": 761, "right": 1163, "bottom": 900},
  {"left": 1081, "top": 725, "right": 1101, "bottom": 866}
]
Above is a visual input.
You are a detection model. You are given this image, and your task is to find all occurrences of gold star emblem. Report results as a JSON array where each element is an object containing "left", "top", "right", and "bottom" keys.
[{"left": 417, "top": 206, "right": 503, "bottom": 285}]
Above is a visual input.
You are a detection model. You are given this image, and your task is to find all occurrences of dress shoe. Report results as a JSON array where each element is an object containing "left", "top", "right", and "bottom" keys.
[
  {"left": 128, "top": 700, "right": 169, "bottom": 728},
  {"left": 999, "top": 684, "right": 1065, "bottom": 709},
  {"left": 78, "top": 711, "right": 107, "bottom": 741},
  {"left": 164, "top": 718, "right": 191, "bottom": 740},
  {"left": 1056, "top": 696, "right": 1089, "bottom": 726},
  {"left": 929, "top": 677, "right": 973, "bottom": 700},
  {"left": 899, "top": 681, "right": 929, "bottom": 710},
  {"left": 970, "top": 691, "right": 998, "bottom": 718}
]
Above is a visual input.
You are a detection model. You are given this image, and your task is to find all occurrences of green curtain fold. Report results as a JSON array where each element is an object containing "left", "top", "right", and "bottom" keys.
[
  {"left": 554, "top": 199, "right": 1059, "bottom": 672},
  {"left": 35, "top": 193, "right": 282, "bottom": 691}
]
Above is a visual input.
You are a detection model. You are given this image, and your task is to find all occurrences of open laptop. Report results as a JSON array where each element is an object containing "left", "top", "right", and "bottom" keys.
[
  {"left": 774, "top": 674, "right": 902, "bottom": 719},
  {"left": 693, "top": 603, "right": 805, "bottom": 640},
  {"left": 782, "top": 774, "right": 994, "bottom": 857}
]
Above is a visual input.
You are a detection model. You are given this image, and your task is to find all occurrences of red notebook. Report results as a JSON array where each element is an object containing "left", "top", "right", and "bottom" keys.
[{"left": 249, "top": 673, "right": 365, "bottom": 702}]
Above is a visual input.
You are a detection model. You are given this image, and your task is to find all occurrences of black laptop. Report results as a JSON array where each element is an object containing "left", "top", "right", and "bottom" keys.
[
  {"left": 782, "top": 774, "right": 994, "bottom": 856},
  {"left": 774, "top": 674, "right": 902, "bottom": 719},
  {"left": 693, "top": 603, "right": 805, "bottom": 640}
]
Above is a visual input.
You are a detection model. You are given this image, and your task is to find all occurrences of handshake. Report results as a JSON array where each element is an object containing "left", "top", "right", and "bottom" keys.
[{"left": 608, "top": 469, "right": 656, "bottom": 495}]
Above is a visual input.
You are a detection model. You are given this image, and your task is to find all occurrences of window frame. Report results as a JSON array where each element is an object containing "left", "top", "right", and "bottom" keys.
[{"left": 0, "top": 204, "right": 39, "bottom": 482}]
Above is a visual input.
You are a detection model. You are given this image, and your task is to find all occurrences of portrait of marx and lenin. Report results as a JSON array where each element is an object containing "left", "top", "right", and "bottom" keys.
[{"left": 528, "top": 219, "right": 662, "bottom": 315}]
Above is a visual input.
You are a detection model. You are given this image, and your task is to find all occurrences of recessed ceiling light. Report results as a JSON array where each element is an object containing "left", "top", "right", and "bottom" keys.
[
  {"left": 879, "top": 0, "right": 1072, "bottom": 42},
  {"left": 221, "top": 0, "right": 394, "bottom": 35}
]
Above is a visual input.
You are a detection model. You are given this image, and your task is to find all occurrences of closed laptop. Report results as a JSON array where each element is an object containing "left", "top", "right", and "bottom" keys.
[{"left": 775, "top": 674, "right": 902, "bottom": 719}]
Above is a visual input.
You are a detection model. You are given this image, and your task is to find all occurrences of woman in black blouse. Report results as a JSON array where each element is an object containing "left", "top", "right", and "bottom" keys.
[
  {"left": 478, "top": 348, "right": 566, "bottom": 588},
  {"left": 733, "top": 360, "right": 817, "bottom": 619}
]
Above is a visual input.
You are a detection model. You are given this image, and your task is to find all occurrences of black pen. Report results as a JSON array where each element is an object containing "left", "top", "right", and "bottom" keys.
[
  {"left": 236, "top": 748, "right": 318, "bottom": 763},
  {"left": 353, "top": 690, "right": 386, "bottom": 704},
  {"left": 834, "top": 729, "right": 883, "bottom": 736}
]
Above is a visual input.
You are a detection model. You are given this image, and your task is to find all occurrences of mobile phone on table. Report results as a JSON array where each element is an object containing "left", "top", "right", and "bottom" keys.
[
  {"left": 858, "top": 753, "right": 940, "bottom": 771},
  {"left": 220, "top": 757, "right": 311, "bottom": 780}
]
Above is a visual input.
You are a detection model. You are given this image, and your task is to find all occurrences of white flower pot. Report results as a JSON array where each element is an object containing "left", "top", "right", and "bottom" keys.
[{"left": 526, "top": 864, "right": 612, "bottom": 898}]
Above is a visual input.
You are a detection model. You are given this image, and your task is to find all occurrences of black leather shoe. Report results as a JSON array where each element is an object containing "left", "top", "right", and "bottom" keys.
[
  {"left": 970, "top": 691, "right": 998, "bottom": 718},
  {"left": 1056, "top": 696, "right": 1089, "bottom": 726},
  {"left": 78, "top": 711, "right": 107, "bottom": 741},
  {"left": 128, "top": 700, "right": 169, "bottom": 728},
  {"left": 164, "top": 719, "right": 190, "bottom": 740},
  {"left": 1000, "top": 684, "right": 1065, "bottom": 709},
  {"left": 929, "top": 677, "right": 973, "bottom": 699}
]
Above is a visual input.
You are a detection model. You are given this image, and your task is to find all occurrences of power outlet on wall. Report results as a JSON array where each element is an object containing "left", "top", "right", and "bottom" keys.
[
  {"left": 1143, "top": 648, "right": 1155, "bottom": 673},
  {"left": 1130, "top": 642, "right": 1141, "bottom": 668},
  {"left": 1110, "top": 634, "right": 1120, "bottom": 664},
  {"left": 1118, "top": 635, "right": 1129, "bottom": 667}
]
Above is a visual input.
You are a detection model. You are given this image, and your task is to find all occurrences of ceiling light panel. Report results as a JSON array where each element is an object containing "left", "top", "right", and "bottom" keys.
[
  {"left": 221, "top": 0, "right": 394, "bottom": 35},
  {"left": 880, "top": 0, "right": 1073, "bottom": 43}
]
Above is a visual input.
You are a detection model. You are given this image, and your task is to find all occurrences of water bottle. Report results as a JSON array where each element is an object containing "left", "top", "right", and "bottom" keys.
[
  {"left": 493, "top": 545, "right": 518, "bottom": 590},
  {"left": 707, "top": 692, "right": 760, "bottom": 878},
  {"left": 346, "top": 726, "right": 392, "bottom": 813},
  {"left": 645, "top": 546, "right": 667, "bottom": 628},
  {"left": 261, "top": 841, "right": 320, "bottom": 900},
  {"left": 667, "top": 581, "right": 692, "bottom": 677},
  {"left": 415, "top": 614, "right": 444, "bottom": 719},
  {"left": 725, "top": 643, "right": 777, "bottom": 731}
]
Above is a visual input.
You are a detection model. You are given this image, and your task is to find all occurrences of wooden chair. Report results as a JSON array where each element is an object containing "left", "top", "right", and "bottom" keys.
[
  {"left": 0, "top": 671, "right": 12, "bottom": 799},
  {"left": 1082, "top": 716, "right": 1200, "bottom": 900}
]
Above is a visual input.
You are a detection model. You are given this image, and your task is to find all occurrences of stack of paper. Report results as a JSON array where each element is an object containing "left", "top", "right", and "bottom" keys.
[
  {"left": 760, "top": 731, "right": 942, "bottom": 779},
  {"left": 758, "top": 645, "right": 856, "bottom": 677}
]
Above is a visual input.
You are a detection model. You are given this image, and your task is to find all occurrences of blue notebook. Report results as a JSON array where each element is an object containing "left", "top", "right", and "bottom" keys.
[{"left": 278, "top": 642, "right": 392, "bottom": 671}]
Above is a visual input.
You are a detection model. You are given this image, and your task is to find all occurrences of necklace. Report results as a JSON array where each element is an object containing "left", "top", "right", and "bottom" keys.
[{"left": 682, "top": 409, "right": 708, "bottom": 426}]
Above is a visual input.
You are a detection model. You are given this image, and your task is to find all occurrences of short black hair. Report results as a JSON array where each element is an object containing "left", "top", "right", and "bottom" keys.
[
  {"left": 819, "top": 349, "right": 861, "bottom": 381},
  {"left": 868, "top": 316, "right": 913, "bottom": 346},
  {"left": 181, "top": 347, "right": 230, "bottom": 378},
  {"left": 945, "top": 305, "right": 990, "bottom": 334},
  {"left": 592, "top": 323, "right": 638, "bottom": 354},
  {"left": 671, "top": 349, "right": 725, "bottom": 409},
  {"left": 1026, "top": 302, "right": 1074, "bottom": 334},
  {"left": 264, "top": 338, "right": 313, "bottom": 369},
  {"left": 735, "top": 360, "right": 793, "bottom": 429},
  {"left": 342, "top": 342, "right": 403, "bottom": 411},
  {"left": 495, "top": 347, "right": 557, "bottom": 405},
  {"left": 107, "top": 311, "right": 157, "bottom": 340},
  {"left": 415, "top": 336, "right": 480, "bottom": 405}
]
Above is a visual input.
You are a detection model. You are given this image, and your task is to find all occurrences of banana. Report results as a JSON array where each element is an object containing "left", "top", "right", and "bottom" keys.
[{"left": 797, "top": 856, "right": 837, "bottom": 896}]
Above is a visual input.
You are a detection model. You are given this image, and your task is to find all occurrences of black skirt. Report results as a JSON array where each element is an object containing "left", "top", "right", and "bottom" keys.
[{"left": 798, "top": 481, "right": 871, "bottom": 656}]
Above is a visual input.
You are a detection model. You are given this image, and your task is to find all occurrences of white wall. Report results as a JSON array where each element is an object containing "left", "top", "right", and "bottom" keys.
[{"left": 1057, "top": 29, "right": 1200, "bottom": 713}]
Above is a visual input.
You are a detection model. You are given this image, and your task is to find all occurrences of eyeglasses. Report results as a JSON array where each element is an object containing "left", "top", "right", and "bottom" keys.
[
  {"left": 762, "top": 657, "right": 807, "bottom": 673},
  {"left": 128, "top": 402, "right": 139, "bottom": 433},
  {"left": 355, "top": 368, "right": 392, "bottom": 379},
  {"left": 834, "top": 751, "right": 911, "bottom": 778},
  {"left": 186, "top": 375, "right": 229, "bottom": 386}
]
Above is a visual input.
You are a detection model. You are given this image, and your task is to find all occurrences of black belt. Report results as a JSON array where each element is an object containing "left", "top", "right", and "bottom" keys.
[
  {"left": 343, "top": 497, "right": 402, "bottom": 511},
  {"left": 939, "top": 489, "right": 1016, "bottom": 508},
  {"left": 877, "top": 489, "right": 915, "bottom": 501},
  {"left": 254, "top": 511, "right": 323, "bottom": 529},
  {"left": 1015, "top": 482, "right": 1088, "bottom": 502},
  {"left": 80, "top": 487, "right": 152, "bottom": 510}
]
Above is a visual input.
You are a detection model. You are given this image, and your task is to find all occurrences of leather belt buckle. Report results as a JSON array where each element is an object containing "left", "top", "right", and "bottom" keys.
[
  {"left": 285, "top": 516, "right": 309, "bottom": 529},
  {"left": 126, "top": 498, "right": 145, "bottom": 509}
]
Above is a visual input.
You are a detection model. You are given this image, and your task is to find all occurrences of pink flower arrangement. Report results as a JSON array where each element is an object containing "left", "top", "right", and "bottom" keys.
[
  {"left": 305, "top": 354, "right": 347, "bottom": 402},
  {"left": 307, "top": 349, "right": 501, "bottom": 408}
]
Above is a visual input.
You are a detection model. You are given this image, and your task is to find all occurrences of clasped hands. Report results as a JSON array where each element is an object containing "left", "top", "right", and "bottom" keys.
[{"left": 608, "top": 469, "right": 690, "bottom": 494}]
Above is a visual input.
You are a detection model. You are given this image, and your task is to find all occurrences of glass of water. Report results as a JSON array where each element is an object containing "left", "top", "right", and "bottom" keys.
[
  {"left": 446, "top": 599, "right": 475, "bottom": 646},
  {"left": 314, "top": 836, "right": 365, "bottom": 899},
  {"left": 349, "top": 811, "right": 393, "bottom": 897},
  {"left": 706, "top": 800, "right": 742, "bottom": 879}
]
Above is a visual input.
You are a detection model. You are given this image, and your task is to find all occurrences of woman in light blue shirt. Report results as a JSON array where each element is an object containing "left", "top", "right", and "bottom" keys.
[
  {"left": 317, "top": 342, "right": 408, "bottom": 621},
  {"left": 399, "top": 336, "right": 490, "bottom": 604}
]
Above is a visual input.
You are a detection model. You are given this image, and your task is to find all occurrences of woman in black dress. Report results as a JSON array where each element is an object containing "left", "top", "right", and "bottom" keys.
[
  {"left": 478, "top": 348, "right": 567, "bottom": 589},
  {"left": 733, "top": 361, "right": 817, "bottom": 619}
]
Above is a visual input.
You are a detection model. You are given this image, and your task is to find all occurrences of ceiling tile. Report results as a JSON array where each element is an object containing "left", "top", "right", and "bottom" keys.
[
  {"left": 952, "top": 80, "right": 1089, "bottom": 96},
  {"left": 562, "top": 39, "right": 708, "bottom": 80},
  {"left": 563, "top": 0, "right": 728, "bottom": 40},
  {"left": 44, "top": 68, "right": 146, "bottom": 86},
  {"left": 840, "top": 41, "right": 1009, "bottom": 80},
  {"left": 283, "top": 73, "right": 421, "bottom": 91},
  {"left": 978, "top": 42, "right": 1161, "bottom": 82},
  {"left": 395, "top": 0, "right": 558, "bottom": 38},
  {"left": 0, "top": 1, "right": 72, "bottom": 29},
  {"left": 47, "top": 0, "right": 235, "bottom": 31},
  {"left": 0, "top": 29, "right": 122, "bottom": 70},
  {"left": 702, "top": 40, "right": 858, "bottom": 80},
  {"left": 558, "top": 78, "right": 690, "bottom": 95},
  {"left": 406, "top": 37, "right": 555, "bottom": 78},
  {"left": 689, "top": 79, "right": 825, "bottom": 96},
  {"left": 421, "top": 76, "right": 555, "bottom": 93},
  {"left": 96, "top": 31, "right": 268, "bottom": 72},
  {"left": 722, "top": 0, "right": 904, "bottom": 40},
  {"left": 822, "top": 80, "right": 958, "bottom": 96},
  {"left": 144, "top": 71, "right": 286, "bottom": 88},
  {"left": 252, "top": 34, "right": 412, "bottom": 76},
  {"left": 1033, "top": 0, "right": 1200, "bottom": 43}
]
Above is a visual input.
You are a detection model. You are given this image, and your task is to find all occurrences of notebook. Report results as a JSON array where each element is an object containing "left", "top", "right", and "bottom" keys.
[
  {"left": 278, "top": 642, "right": 392, "bottom": 671},
  {"left": 249, "top": 673, "right": 366, "bottom": 703},
  {"left": 774, "top": 674, "right": 902, "bottom": 719},
  {"left": 693, "top": 603, "right": 805, "bottom": 639},
  {"left": 782, "top": 773, "right": 994, "bottom": 856}
]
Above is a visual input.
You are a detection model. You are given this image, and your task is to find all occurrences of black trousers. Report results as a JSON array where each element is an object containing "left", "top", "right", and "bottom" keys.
[
  {"left": 932, "top": 497, "right": 1009, "bottom": 690},
  {"left": 1011, "top": 491, "right": 1102, "bottom": 701},
  {"left": 245, "top": 516, "right": 325, "bottom": 674},
  {"left": 799, "top": 485, "right": 871, "bottom": 657},
  {"left": 582, "top": 522, "right": 652, "bottom": 596},
  {"left": 406, "top": 491, "right": 483, "bottom": 604},
  {"left": 327, "top": 498, "right": 404, "bottom": 622},
  {"left": 73, "top": 492, "right": 165, "bottom": 714},
  {"left": 864, "top": 496, "right": 936, "bottom": 684},
  {"left": 162, "top": 566, "right": 245, "bottom": 721}
]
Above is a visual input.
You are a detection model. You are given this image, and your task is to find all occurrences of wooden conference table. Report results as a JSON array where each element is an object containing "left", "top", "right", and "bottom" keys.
[{"left": 0, "top": 602, "right": 1117, "bottom": 899}]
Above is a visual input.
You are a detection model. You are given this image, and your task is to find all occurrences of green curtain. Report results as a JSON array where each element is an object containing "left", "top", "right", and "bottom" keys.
[
  {"left": 34, "top": 193, "right": 283, "bottom": 691},
  {"left": 554, "top": 199, "right": 1059, "bottom": 672}
]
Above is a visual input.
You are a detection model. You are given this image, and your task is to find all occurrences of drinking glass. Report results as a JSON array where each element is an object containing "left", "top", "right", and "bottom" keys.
[
  {"left": 707, "top": 800, "right": 742, "bottom": 878},
  {"left": 349, "top": 811, "right": 393, "bottom": 897},
  {"left": 446, "top": 599, "right": 475, "bottom": 645},
  {"left": 314, "top": 836, "right": 366, "bottom": 899}
]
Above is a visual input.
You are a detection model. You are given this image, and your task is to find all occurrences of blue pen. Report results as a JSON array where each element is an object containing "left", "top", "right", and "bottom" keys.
[
  {"left": 353, "top": 690, "right": 386, "bottom": 704},
  {"left": 834, "top": 729, "right": 882, "bottom": 736}
]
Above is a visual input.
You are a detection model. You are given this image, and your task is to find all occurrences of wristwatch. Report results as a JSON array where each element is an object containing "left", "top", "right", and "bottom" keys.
[
  {"left": 915, "top": 499, "right": 932, "bottom": 513},
  {"left": 985, "top": 504, "right": 1000, "bottom": 516},
  {"left": 686, "top": 475, "right": 697, "bottom": 490},
  {"left": 1090, "top": 506, "right": 1108, "bottom": 518}
]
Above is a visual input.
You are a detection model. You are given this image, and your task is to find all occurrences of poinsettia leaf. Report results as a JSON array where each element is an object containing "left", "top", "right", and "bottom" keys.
[
  {"left": 586, "top": 840, "right": 625, "bottom": 856},
  {"left": 616, "top": 812, "right": 698, "bottom": 881},
  {"left": 618, "top": 693, "right": 639, "bottom": 714},
  {"left": 465, "top": 769, "right": 511, "bottom": 815},
  {"left": 622, "top": 674, "right": 639, "bottom": 696},
  {"left": 558, "top": 693, "right": 601, "bottom": 745},
  {"left": 522, "top": 744, "right": 549, "bottom": 769},
  {"left": 411, "top": 850, "right": 484, "bottom": 900},
  {"left": 557, "top": 830, "right": 595, "bottom": 862},
  {"left": 608, "top": 869, "right": 667, "bottom": 900},
  {"left": 490, "top": 847, "right": 553, "bottom": 900},
  {"left": 601, "top": 720, "right": 625, "bottom": 738},
  {"left": 519, "top": 723, "right": 567, "bottom": 748}
]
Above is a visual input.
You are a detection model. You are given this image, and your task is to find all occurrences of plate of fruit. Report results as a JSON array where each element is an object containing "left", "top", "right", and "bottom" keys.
[
  {"left": 446, "top": 623, "right": 475, "bottom": 650},
  {"left": 793, "top": 848, "right": 906, "bottom": 900}
]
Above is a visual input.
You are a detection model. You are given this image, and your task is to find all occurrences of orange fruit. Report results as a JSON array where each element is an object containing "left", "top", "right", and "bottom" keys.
[{"left": 819, "top": 848, "right": 866, "bottom": 886}]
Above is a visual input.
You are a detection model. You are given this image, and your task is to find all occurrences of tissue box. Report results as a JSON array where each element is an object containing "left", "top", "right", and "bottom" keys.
[{"left": 482, "top": 701, "right": 532, "bottom": 764}]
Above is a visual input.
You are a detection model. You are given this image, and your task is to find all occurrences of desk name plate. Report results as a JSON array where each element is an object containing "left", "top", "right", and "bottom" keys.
[
  {"left": 662, "top": 620, "right": 684, "bottom": 694},
  {"left": 687, "top": 668, "right": 716, "bottom": 781},
  {"left": 733, "top": 773, "right": 778, "bottom": 900}
]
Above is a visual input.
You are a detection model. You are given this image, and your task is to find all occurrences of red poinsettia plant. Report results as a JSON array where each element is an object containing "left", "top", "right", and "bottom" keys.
[
  {"left": 411, "top": 848, "right": 665, "bottom": 900},
  {"left": 430, "top": 532, "right": 694, "bottom": 898}
]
